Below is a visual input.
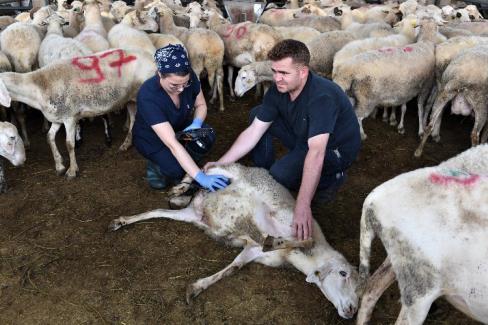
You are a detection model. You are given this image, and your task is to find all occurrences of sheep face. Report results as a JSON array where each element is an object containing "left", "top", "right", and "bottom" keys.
[
  {"left": 0, "top": 122, "right": 25, "bottom": 166},
  {"left": 234, "top": 67, "right": 257, "bottom": 97},
  {"left": 306, "top": 258, "right": 359, "bottom": 319}
]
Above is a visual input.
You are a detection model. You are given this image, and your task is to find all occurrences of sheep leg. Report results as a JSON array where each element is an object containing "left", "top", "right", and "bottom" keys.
[
  {"left": 417, "top": 80, "right": 433, "bottom": 137},
  {"left": 0, "top": 157, "right": 6, "bottom": 193},
  {"left": 169, "top": 174, "right": 194, "bottom": 197},
  {"left": 101, "top": 114, "right": 112, "bottom": 147},
  {"left": 414, "top": 90, "right": 455, "bottom": 158},
  {"left": 397, "top": 104, "right": 407, "bottom": 134},
  {"left": 119, "top": 102, "right": 136, "bottom": 151},
  {"left": 422, "top": 83, "right": 438, "bottom": 134},
  {"left": 207, "top": 68, "right": 217, "bottom": 104},
  {"left": 481, "top": 124, "right": 488, "bottom": 143},
  {"left": 394, "top": 294, "right": 438, "bottom": 325},
  {"left": 382, "top": 107, "right": 389, "bottom": 123},
  {"left": 389, "top": 107, "right": 397, "bottom": 126},
  {"left": 64, "top": 118, "right": 79, "bottom": 180},
  {"left": 471, "top": 103, "right": 487, "bottom": 146},
  {"left": 13, "top": 103, "right": 29, "bottom": 149},
  {"left": 108, "top": 206, "right": 208, "bottom": 232},
  {"left": 46, "top": 123, "right": 66, "bottom": 175},
  {"left": 186, "top": 245, "right": 264, "bottom": 303},
  {"left": 216, "top": 66, "right": 224, "bottom": 112},
  {"left": 227, "top": 65, "right": 235, "bottom": 99},
  {"left": 356, "top": 258, "right": 395, "bottom": 325}
]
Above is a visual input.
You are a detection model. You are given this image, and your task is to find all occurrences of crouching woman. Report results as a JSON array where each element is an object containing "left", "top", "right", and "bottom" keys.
[{"left": 133, "top": 44, "right": 228, "bottom": 191}]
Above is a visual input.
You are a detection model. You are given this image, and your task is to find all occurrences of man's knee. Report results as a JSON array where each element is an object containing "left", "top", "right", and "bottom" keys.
[{"left": 269, "top": 163, "right": 300, "bottom": 191}]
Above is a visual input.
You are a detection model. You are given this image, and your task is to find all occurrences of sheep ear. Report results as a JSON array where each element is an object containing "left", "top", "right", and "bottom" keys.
[{"left": 0, "top": 78, "right": 11, "bottom": 108}]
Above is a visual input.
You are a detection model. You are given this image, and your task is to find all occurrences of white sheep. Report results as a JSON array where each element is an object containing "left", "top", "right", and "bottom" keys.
[
  {"left": 109, "top": 163, "right": 360, "bottom": 320},
  {"left": 148, "top": 33, "right": 183, "bottom": 49},
  {"left": 415, "top": 45, "right": 488, "bottom": 158},
  {"left": 333, "top": 14, "right": 418, "bottom": 72},
  {"left": 0, "top": 48, "right": 156, "bottom": 179},
  {"left": 0, "top": 6, "right": 55, "bottom": 148},
  {"left": 75, "top": 0, "right": 110, "bottom": 53},
  {"left": 38, "top": 13, "right": 92, "bottom": 68},
  {"left": 333, "top": 19, "right": 438, "bottom": 140},
  {"left": 107, "top": 10, "right": 158, "bottom": 55},
  {"left": 62, "top": 0, "right": 83, "bottom": 37},
  {"left": 258, "top": 4, "right": 327, "bottom": 26},
  {"left": 338, "top": 6, "right": 394, "bottom": 39},
  {"left": 357, "top": 144, "right": 488, "bottom": 324},
  {"left": 0, "top": 121, "right": 25, "bottom": 193}
]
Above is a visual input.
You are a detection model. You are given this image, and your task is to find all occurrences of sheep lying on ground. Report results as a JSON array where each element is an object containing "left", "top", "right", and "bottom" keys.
[
  {"left": 357, "top": 144, "right": 488, "bottom": 324},
  {"left": 0, "top": 48, "right": 155, "bottom": 179},
  {"left": 0, "top": 122, "right": 25, "bottom": 193},
  {"left": 415, "top": 45, "right": 488, "bottom": 157},
  {"left": 109, "top": 163, "right": 359, "bottom": 319}
]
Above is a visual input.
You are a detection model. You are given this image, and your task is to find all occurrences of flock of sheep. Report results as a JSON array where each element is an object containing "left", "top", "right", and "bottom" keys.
[{"left": 0, "top": 0, "right": 487, "bottom": 323}]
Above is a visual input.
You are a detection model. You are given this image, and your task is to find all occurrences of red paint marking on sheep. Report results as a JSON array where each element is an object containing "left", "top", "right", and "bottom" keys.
[
  {"left": 223, "top": 25, "right": 234, "bottom": 38},
  {"left": 403, "top": 46, "right": 413, "bottom": 52},
  {"left": 235, "top": 25, "right": 247, "bottom": 39},
  {"left": 429, "top": 173, "right": 480, "bottom": 186},
  {"left": 378, "top": 47, "right": 395, "bottom": 53},
  {"left": 102, "top": 49, "right": 137, "bottom": 77},
  {"left": 72, "top": 49, "right": 137, "bottom": 83},
  {"left": 72, "top": 56, "right": 105, "bottom": 83}
]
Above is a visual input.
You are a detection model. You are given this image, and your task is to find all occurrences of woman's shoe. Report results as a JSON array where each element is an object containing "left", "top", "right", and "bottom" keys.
[{"left": 146, "top": 160, "right": 167, "bottom": 190}]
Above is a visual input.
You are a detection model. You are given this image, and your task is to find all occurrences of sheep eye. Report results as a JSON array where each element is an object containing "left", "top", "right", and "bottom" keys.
[{"left": 339, "top": 271, "right": 347, "bottom": 277}]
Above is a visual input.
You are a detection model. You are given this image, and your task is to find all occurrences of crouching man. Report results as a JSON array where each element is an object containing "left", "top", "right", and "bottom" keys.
[{"left": 205, "top": 39, "right": 361, "bottom": 240}]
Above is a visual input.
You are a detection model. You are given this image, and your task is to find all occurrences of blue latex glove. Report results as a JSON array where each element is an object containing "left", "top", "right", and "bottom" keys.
[
  {"left": 183, "top": 117, "right": 203, "bottom": 131},
  {"left": 195, "top": 171, "right": 229, "bottom": 192}
]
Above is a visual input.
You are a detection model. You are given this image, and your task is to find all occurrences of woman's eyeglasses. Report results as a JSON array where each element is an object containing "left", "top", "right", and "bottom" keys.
[{"left": 167, "top": 79, "right": 192, "bottom": 91}]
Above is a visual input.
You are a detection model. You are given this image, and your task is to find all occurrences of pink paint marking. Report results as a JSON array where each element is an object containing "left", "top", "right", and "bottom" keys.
[
  {"left": 378, "top": 47, "right": 395, "bottom": 53},
  {"left": 429, "top": 173, "right": 480, "bottom": 186},
  {"left": 403, "top": 46, "right": 413, "bottom": 52},
  {"left": 223, "top": 25, "right": 234, "bottom": 38},
  {"left": 235, "top": 25, "right": 247, "bottom": 39},
  {"left": 72, "top": 55, "right": 105, "bottom": 83},
  {"left": 101, "top": 49, "right": 137, "bottom": 78}
]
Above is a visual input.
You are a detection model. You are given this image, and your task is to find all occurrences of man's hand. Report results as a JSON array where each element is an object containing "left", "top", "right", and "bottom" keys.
[
  {"left": 194, "top": 171, "right": 229, "bottom": 192},
  {"left": 293, "top": 201, "right": 313, "bottom": 241},
  {"left": 203, "top": 161, "right": 223, "bottom": 172}
]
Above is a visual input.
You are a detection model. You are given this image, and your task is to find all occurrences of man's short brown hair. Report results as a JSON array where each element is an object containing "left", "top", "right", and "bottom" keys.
[{"left": 267, "top": 39, "right": 310, "bottom": 67}]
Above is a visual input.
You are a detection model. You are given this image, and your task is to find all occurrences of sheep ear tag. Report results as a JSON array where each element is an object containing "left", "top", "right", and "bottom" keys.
[{"left": 0, "top": 79, "right": 11, "bottom": 108}]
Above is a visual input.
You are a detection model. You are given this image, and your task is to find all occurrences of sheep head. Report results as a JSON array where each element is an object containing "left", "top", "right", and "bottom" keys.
[{"left": 0, "top": 122, "right": 25, "bottom": 167}]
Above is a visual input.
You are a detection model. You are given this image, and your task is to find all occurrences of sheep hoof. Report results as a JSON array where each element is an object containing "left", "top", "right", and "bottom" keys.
[
  {"left": 118, "top": 142, "right": 130, "bottom": 151},
  {"left": 361, "top": 133, "right": 368, "bottom": 141},
  {"left": 185, "top": 283, "right": 202, "bottom": 304},
  {"left": 397, "top": 127, "right": 405, "bottom": 135},
  {"left": 433, "top": 135, "right": 441, "bottom": 143},
  {"left": 65, "top": 170, "right": 78, "bottom": 180},
  {"left": 390, "top": 120, "right": 397, "bottom": 127},
  {"left": 414, "top": 148, "right": 423, "bottom": 158},
  {"left": 108, "top": 218, "right": 125, "bottom": 231},
  {"left": 55, "top": 167, "right": 66, "bottom": 176}
]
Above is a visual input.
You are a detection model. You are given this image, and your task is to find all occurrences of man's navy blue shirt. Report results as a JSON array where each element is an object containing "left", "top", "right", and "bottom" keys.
[
  {"left": 133, "top": 71, "right": 200, "bottom": 156},
  {"left": 256, "top": 72, "right": 361, "bottom": 164}
]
